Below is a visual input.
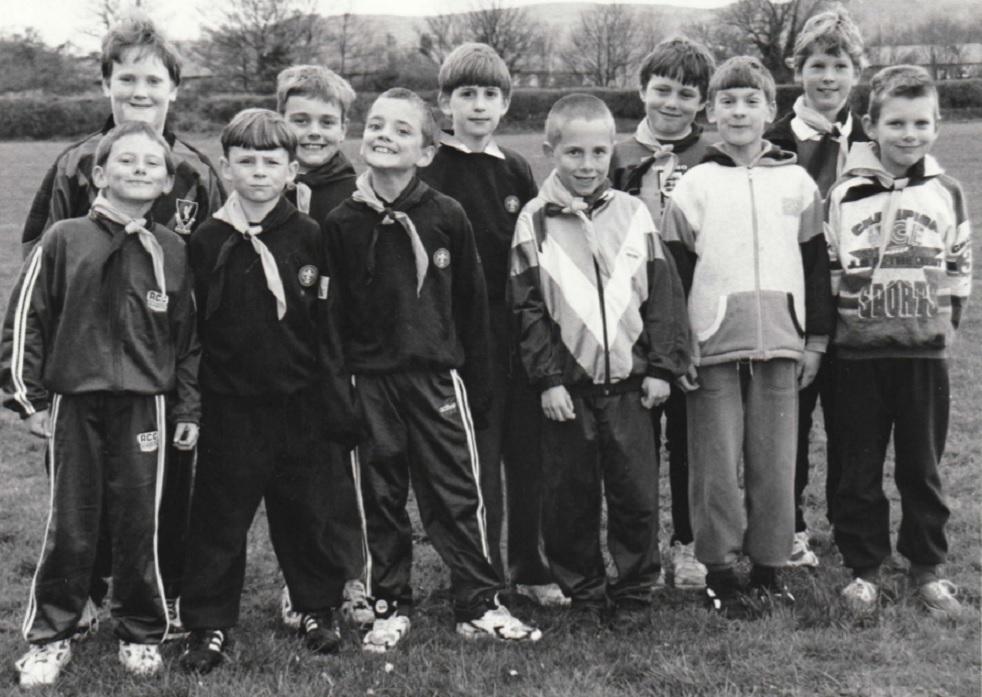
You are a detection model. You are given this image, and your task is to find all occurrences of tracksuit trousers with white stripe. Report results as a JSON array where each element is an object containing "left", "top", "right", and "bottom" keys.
[
  {"left": 355, "top": 369, "right": 503, "bottom": 622},
  {"left": 24, "top": 393, "right": 168, "bottom": 645}
]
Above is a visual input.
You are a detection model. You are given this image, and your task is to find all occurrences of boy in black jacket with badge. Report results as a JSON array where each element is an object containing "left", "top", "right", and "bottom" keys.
[
  {"left": 322, "top": 88, "right": 541, "bottom": 653},
  {"left": 179, "top": 109, "right": 354, "bottom": 673}
]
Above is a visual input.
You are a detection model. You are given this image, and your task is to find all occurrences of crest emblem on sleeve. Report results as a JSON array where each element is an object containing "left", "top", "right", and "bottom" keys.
[
  {"left": 175, "top": 199, "right": 198, "bottom": 235},
  {"left": 298, "top": 265, "right": 318, "bottom": 287},
  {"left": 433, "top": 248, "right": 451, "bottom": 269},
  {"left": 504, "top": 195, "right": 520, "bottom": 214}
]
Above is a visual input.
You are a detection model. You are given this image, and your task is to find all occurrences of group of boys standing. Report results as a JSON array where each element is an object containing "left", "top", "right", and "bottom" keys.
[{"left": 1, "top": 7, "right": 971, "bottom": 689}]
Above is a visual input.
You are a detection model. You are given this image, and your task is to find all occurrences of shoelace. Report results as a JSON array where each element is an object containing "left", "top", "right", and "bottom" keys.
[
  {"left": 206, "top": 631, "right": 224, "bottom": 652},
  {"left": 303, "top": 615, "right": 320, "bottom": 632}
]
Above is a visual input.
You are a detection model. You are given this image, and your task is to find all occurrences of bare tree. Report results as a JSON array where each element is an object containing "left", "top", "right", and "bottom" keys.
[
  {"left": 83, "top": 0, "right": 162, "bottom": 37},
  {"left": 197, "top": 0, "right": 325, "bottom": 93},
  {"left": 709, "top": 0, "right": 830, "bottom": 82},
  {"left": 560, "top": 4, "right": 651, "bottom": 87},
  {"left": 419, "top": 11, "right": 465, "bottom": 65},
  {"left": 462, "top": 0, "right": 543, "bottom": 72}
]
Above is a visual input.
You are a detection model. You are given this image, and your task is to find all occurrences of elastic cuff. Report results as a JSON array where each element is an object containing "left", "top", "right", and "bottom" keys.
[{"left": 536, "top": 375, "right": 564, "bottom": 392}]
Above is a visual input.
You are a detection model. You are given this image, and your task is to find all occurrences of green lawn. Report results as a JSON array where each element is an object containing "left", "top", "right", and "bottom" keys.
[{"left": 0, "top": 126, "right": 979, "bottom": 696}]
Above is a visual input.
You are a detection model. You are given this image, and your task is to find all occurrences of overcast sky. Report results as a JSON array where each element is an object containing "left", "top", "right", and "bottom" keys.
[{"left": 3, "top": 0, "right": 730, "bottom": 52}]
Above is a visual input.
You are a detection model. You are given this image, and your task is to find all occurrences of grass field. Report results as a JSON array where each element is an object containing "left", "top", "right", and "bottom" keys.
[{"left": 0, "top": 127, "right": 979, "bottom": 696}]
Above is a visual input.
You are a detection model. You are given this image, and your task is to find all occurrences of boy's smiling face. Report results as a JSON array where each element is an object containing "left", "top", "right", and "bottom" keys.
[
  {"left": 221, "top": 147, "right": 298, "bottom": 205},
  {"left": 640, "top": 75, "right": 705, "bottom": 140},
  {"left": 102, "top": 48, "right": 177, "bottom": 134},
  {"left": 543, "top": 117, "right": 614, "bottom": 198},
  {"left": 438, "top": 85, "right": 509, "bottom": 151},
  {"left": 863, "top": 95, "right": 939, "bottom": 177},
  {"left": 798, "top": 48, "right": 858, "bottom": 121},
  {"left": 92, "top": 133, "right": 174, "bottom": 208},
  {"left": 361, "top": 97, "right": 435, "bottom": 173},
  {"left": 282, "top": 95, "right": 346, "bottom": 173},
  {"left": 708, "top": 87, "right": 776, "bottom": 162}
]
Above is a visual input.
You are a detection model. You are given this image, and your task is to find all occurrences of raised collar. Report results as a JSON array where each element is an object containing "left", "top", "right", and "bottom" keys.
[{"left": 438, "top": 131, "right": 505, "bottom": 160}]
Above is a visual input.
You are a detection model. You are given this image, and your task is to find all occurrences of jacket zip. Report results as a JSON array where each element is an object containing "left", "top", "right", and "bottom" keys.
[{"left": 747, "top": 168, "right": 764, "bottom": 357}]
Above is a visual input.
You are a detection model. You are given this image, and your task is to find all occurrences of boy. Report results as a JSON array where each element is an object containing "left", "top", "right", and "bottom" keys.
[
  {"left": 766, "top": 9, "right": 868, "bottom": 567},
  {"left": 322, "top": 88, "right": 541, "bottom": 652},
  {"left": 660, "top": 57, "right": 833, "bottom": 618},
  {"left": 275, "top": 64, "right": 372, "bottom": 630},
  {"left": 826, "top": 66, "right": 971, "bottom": 620},
  {"left": 509, "top": 94, "right": 690, "bottom": 626},
  {"left": 1, "top": 121, "right": 200, "bottom": 687},
  {"left": 419, "top": 43, "right": 563, "bottom": 606},
  {"left": 179, "top": 109, "right": 350, "bottom": 673},
  {"left": 609, "top": 37, "right": 716, "bottom": 591},
  {"left": 22, "top": 16, "right": 224, "bottom": 254},
  {"left": 18, "top": 16, "right": 225, "bottom": 634}
]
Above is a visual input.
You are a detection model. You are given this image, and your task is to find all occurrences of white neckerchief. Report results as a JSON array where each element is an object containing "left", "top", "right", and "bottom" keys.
[
  {"left": 91, "top": 192, "right": 166, "bottom": 295},
  {"left": 213, "top": 191, "right": 287, "bottom": 320},
  {"left": 352, "top": 171, "right": 429, "bottom": 296},
  {"left": 293, "top": 182, "right": 312, "bottom": 214},
  {"left": 790, "top": 96, "right": 852, "bottom": 177},
  {"left": 538, "top": 171, "right": 614, "bottom": 279}
]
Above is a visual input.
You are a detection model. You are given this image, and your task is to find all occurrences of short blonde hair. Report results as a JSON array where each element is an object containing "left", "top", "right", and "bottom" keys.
[
  {"left": 792, "top": 9, "right": 865, "bottom": 74},
  {"left": 276, "top": 65, "right": 356, "bottom": 119},
  {"left": 95, "top": 121, "right": 175, "bottom": 174},
  {"left": 372, "top": 88, "right": 439, "bottom": 149},
  {"left": 544, "top": 93, "right": 615, "bottom": 146}
]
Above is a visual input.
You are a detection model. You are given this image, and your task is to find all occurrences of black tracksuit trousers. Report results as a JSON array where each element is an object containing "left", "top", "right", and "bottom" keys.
[
  {"left": 180, "top": 389, "right": 347, "bottom": 629},
  {"left": 25, "top": 393, "right": 168, "bottom": 645},
  {"left": 354, "top": 369, "right": 503, "bottom": 622},
  {"left": 833, "top": 358, "right": 951, "bottom": 573}
]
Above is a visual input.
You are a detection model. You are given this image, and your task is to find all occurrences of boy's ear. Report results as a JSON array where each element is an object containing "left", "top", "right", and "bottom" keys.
[
  {"left": 861, "top": 114, "right": 876, "bottom": 140},
  {"left": 500, "top": 94, "right": 511, "bottom": 117},
  {"left": 416, "top": 144, "right": 437, "bottom": 168},
  {"left": 286, "top": 159, "right": 299, "bottom": 183},
  {"left": 219, "top": 157, "right": 234, "bottom": 183},
  {"left": 161, "top": 173, "right": 175, "bottom": 197},
  {"left": 92, "top": 164, "right": 108, "bottom": 190},
  {"left": 705, "top": 102, "right": 717, "bottom": 124},
  {"left": 101, "top": 79, "right": 111, "bottom": 99},
  {"left": 437, "top": 92, "right": 453, "bottom": 118},
  {"left": 542, "top": 141, "right": 554, "bottom": 158},
  {"left": 766, "top": 100, "right": 777, "bottom": 124}
]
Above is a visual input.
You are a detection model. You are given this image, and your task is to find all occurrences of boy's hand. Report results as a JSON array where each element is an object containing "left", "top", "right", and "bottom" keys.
[
  {"left": 797, "top": 350, "right": 822, "bottom": 390},
  {"left": 25, "top": 410, "right": 51, "bottom": 439},
  {"left": 641, "top": 377, "right": 671, "bottom": 409},
  {"left": 173, "top": 422, "right": 200, "bottom": 451},
  {"left": 541, "top": 385, "right": 576, "bottom": 422},
  {"left": 677, "top": 365, "right": 700, "bottom": 393}
]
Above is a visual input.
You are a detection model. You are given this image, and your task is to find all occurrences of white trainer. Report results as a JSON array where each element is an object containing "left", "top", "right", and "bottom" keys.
[
  {"left": 16, "top": 640, "right": 72, "bottom": 687},
  {"left": 119, "top": 641, "right": 162, "bottom": 676},
  {"left": 363, "top": 615, "right": 411, "bottom": 654},
  {"left": 515, "top": 583, "right": 570, "bottom": 607},
  {"left": 841, "top": 577, "right": 878, "bottom": 614},
  {"left": 341, "top": 579, "right": 376, "bottom": 628},
  {"left": 671, "top": 541, "right": 708, "bottom": 589},
  {"left": 456, "top": 603, "right": 542, "bottom": 642},
  {"left": 280, "top": 585, "right": 302, "bottom": 629},
  {"left": 787, "top": 531, "right": 820, "bottom": 568}
]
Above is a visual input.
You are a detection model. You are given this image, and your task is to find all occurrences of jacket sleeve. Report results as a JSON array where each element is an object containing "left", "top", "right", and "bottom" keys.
[
  {"left": 943, "top": 177, "right": 972, "bottom": 330},
  {"left": 643, "top": 225, "right": 691, "bottom": 382},
  {"left": 1, "top": 244, "right": 56, "bottom": 417},
  {"left": 798, "top": 182, "right": 833, "bottom": 351},
  {"left": 21, "top": 163, "right": 59, "bottom": 259},
  {"left": 659, "top": 194, "right": 698, "bottom": 296},
  {"left": 507, "top": 206, "right": 564, "bottom": 392},
  {"left": 319, "top": 214, "right": 368, "bottom": 448},
  {"left": 449, "top": 202, "right": 492, "bottom": 425},
  {"left": 168, "top": 243, "right": 201, "bottom": 425}
]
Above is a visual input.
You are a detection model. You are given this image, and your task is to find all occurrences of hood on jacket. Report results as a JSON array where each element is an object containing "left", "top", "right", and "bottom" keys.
[{"left": 701, "top": 140, "right": 798, "bottom": 168}]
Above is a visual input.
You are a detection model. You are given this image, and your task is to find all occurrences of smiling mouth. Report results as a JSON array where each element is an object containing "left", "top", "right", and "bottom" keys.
[{"left": 372, "top": 146, "right": 396, "bottom": 154}]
